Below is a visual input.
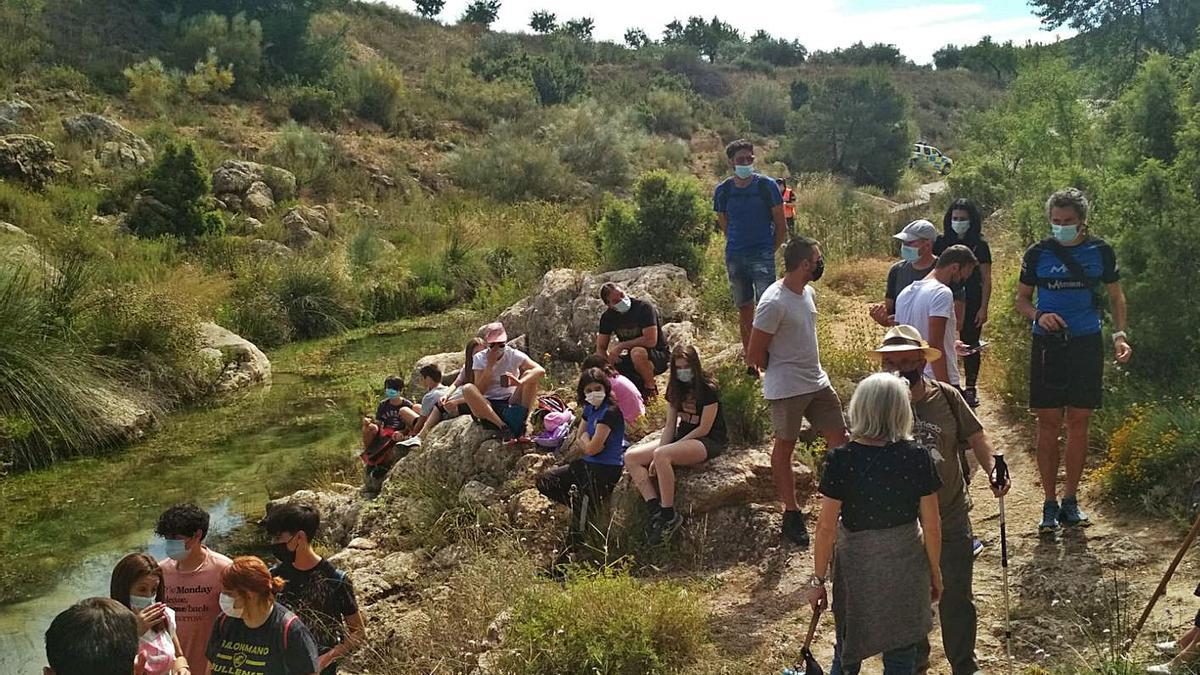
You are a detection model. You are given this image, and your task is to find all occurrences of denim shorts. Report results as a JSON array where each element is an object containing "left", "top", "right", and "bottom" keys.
[{"left": 726, "top": 249, "right": 776, "bottom": 307}]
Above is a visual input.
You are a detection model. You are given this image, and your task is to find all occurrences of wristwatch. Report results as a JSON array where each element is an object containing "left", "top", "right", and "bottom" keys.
[
  {"left": 1111, "top": 330, "right": 1128, "bottom": 342},
  {"left": 808, "top": 574, "right": 826, "bottom": 587}
]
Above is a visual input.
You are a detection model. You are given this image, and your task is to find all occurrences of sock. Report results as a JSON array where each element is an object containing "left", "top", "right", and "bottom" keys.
[
  {"left": 646, "top": 497, "right": 661, "bottom": 514},
  {"left": 660, "top": 506, "right": 676, "bottom": 521}
]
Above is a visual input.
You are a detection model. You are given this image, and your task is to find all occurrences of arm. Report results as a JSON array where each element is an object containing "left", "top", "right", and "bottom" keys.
[
  {"left": 317, "top": 612, "right": 366, "bottom": 670},
  {"left": 675, "top": 402, "right": 718, "bottom": 443},
  {"left": 1016, "top": 282, "right": 1066, "bottom": 331},
  {"left": 747, "top": 327, "right": 773, "bottom": 370},
  {"left": 928, "top": 315, "right": 951, "bottom": 382},
  {"left": 615, "top": 325, "right": 659, "bottom": 352},
  {"left": 658, "top": 404, "right": 678, "bottom": 446},
  {"left": 808, "top": 496, "right": 842, "bottom": 607},
  {"left": 955, "top": 299, "right": 966, "bottom": 331},
  {"left": 1107, "top": 281, "right": 1131, "bottom": 363},
  {"left": 919, "top": 493, "right": 943, "bottom": 602},
  {"left": 595, "top": 332, "right": 611, "bottom": 356},
  {"left": 717, "top": 212, "right": 728, "bottom": 237},
  {"left": 977, "top": 262, "right": 992, "bottom": 325},
  {"left": 772, "top": 204, "right": 787, "bottom": 250},
  {"left": 967, "top": 430, "right": 1010, "bottom": 497},
  {"left": 582, "top": 422, "right": 613, "bottom": 456},
  {"left": 171, "top": 632, "right": 189, "bottom": 674}
]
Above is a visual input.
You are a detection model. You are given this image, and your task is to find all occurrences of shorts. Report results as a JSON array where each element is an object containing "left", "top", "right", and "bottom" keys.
[
  {"left": 480, "top": 398, "right": 528, "bottom": 436},
  {"left": 677, "top": 422, "right": 726, "bottom": 459},
  {"left": 1029, "top": 332, "right": 1104, "bottom": 410},
  {"left": 614, "top": 347, "right": 670, "bottom": 391},
  {"left": 726, "top": 248, "right": 777, "bottom": 307},
  {"left": 437, "top": 400, "right": 470, "bottom": 418},
  {"left": 769, "top": 386, "right": 846, "bottom": 441}
]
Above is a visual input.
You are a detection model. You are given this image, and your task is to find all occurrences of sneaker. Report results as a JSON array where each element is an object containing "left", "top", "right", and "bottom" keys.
[
  {"left": 647, "top": 510, "right": 684, "bottom": 545},
  {"left": 1058, "top": 495, "right": 1092, "bottom": 527},
  {"left": 963, "top": 387, "right": 979, "bottom": 408},
  {"left": 972, "top": 538, "right": 985, "bottom": 558},
  {"left": 1039, "top": 500, "right": 1061, "bottom": 534},
  {"left": 1155, "top": 641, "right": 1181, "bottom": 656},
  {"left": 782, "top": 510, "right": 810, "bottom": 547},
  {"left": 1147, "top": 664, "right": 1173, "bottom": 674}
]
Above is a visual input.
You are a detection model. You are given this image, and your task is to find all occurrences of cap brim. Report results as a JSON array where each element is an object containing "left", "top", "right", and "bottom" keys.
[
  {"left": 893, "top": 233, "right": 917, "bottom": 242},
  {"left": 871, "top": 345, "right": 943, "bottom": 362}
]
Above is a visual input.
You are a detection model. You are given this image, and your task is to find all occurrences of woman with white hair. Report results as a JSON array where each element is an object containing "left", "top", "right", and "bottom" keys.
[{"left": 808, "top": 372, "right": 944, "bottom": 675}]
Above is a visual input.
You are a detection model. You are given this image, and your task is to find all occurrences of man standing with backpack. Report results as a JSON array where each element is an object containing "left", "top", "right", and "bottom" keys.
[
  {"left": 1015, "top": 188, "right": 1132, "bottom": 533},
  {"left": 713, "top": 139, "right": 788, "bottom": 378}
]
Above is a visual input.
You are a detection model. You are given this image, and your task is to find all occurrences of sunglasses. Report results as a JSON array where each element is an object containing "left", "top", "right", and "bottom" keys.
[{"left": 488, "top": 342, "right": 506, "bottom": 350}]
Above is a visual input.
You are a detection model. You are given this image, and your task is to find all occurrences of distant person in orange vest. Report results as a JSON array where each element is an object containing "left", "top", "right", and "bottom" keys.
[{"left": 777, "top": 177, "right": 797, "bottom": 238}]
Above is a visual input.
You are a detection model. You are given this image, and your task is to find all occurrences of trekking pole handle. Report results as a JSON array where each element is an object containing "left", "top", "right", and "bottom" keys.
[{"left": 991, "top": 454, "right": 1010, "bottom": 492}]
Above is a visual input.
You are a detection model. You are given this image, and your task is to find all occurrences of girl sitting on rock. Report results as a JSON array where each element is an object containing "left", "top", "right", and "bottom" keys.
[{"left": 624, "top": 345, "right": 728, "bottom": 544}]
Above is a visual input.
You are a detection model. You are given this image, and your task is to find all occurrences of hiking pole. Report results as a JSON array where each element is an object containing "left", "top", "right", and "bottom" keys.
[
  {"left": 991, "top": 454, "right": 1013, "bottom": 675},
  {"left": 1130, "top": 509, "right": 1200, "bottom": 645}
]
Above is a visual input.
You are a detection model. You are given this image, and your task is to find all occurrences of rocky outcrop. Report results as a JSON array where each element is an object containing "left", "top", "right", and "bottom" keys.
[
  {"left": 282, "top": 205, "right": 334, "bottom": 248},
  {"left": 0, "top": 99, "right": 34, "bottom": 133},
  {"left": 389, "top": 416, "right": 527, "bottom": 490},
  {"left": 248, "top": 238, "right": 292, "bottom": 258},
  {"left": 0, "top": 134, "right": 57, "bottom": 189},
  {"left": 197, "top": 322, "right": 272, "bottom": 394},
  {"left": 211, "top": 160, "right": 296, "bottom": 216},
  {"left": 671, "top": 447, "right": 812, "bottom": 514},
  {"left": 498, "top": 265, "right": 699, "bottom": 362},
  {"left": 662, "top": 321, "right": 698, "bottom": 351},
  {"left": 0, "top": 221, "right": 29, "bottom": 237},
  {"left": 266, "top": 487, "right": 362, "bottom": 549},
  {"left": 61, "top": 114, "right": 153, "bottom": 168}
]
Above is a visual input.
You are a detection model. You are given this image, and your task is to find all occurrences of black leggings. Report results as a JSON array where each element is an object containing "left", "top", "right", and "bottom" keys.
[
  {"left": 537, "top": 459, "right": 622, "bottom": 530},
  {"left": 960, "top": 298, "right": 983, "bottom": 388}
]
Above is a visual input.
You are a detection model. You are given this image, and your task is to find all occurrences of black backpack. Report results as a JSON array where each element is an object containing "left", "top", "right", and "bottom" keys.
[{"left": 715, "top": 175, "right": 777, "bottom": 224}]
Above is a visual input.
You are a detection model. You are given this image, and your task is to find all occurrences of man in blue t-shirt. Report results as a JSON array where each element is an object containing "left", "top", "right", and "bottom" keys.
[
  {"left": 713, "top": 139, "right": 787, "bottom": 378},
  {"left": 1015, "top": 188, "right": 1132, "bottom": 534}
]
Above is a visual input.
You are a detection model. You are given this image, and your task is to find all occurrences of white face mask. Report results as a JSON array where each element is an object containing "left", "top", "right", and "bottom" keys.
[
  {"left": 219, "top": 592, "right": 243, "bottom": 619},
  {"left": 613, "top": 297, "right": 632, "bottom": 314},
  {"left": 129, "top": 595, "right": 156, "bottom": 612},
  {"left": 951, "top": 219, "right": 971, "bottom": 235},
  {"left": 585, "top": 391, "right": 606, "bottom": 407}
]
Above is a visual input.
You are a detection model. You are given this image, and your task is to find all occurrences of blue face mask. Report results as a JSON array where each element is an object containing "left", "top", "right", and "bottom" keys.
[
  {"left": 1051, "top": 223, "right": 1079, "bottom": 243},
  {"left": 129, "top": 595, "right": 156, "bottom": 612},
  {"left": 899, "top": 244, "right": 920, "bottom": 262},
  {"left": 676, "top": 368, "right": 693, "bottom": 383},
  {"left": 734, "top": 165, "right": 754, "bottom": 179},
  {"left": 163, "top": 538, "right": 188, "bottom": 562},
  {"left": 384, "top": 388, "right": 400, "bottom": 399},
  {"left": 951, "top": 220, "right": 971, "bottom": 235}
]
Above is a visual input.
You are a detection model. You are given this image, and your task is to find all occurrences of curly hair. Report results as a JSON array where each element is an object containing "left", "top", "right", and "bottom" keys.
[{"left": 154, "top": 503, "right": 210, "bottom": 540}]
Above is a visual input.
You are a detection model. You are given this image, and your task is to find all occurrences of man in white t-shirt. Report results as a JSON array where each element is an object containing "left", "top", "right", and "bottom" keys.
[
  {"left": 747, "top": 236, "right": 850, "bottom": 547},
  {"left": 459, "top": 322, "right": 546, "bottom": 440},
  {"left": 895, "top": 245, "right": 979, "bottom": 388}
]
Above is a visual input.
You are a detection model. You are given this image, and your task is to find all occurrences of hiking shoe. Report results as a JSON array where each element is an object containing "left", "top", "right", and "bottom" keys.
[
  {"left": 647, "top": 510, "right": 684, "bottom": 545},
  {"left": 963, "top": 387, "right": 979, "bottom": 408},
  {"left": 1058, "top": 496, "right": 1092, "bottom": 527},
  {"left": 1147, "top": 664, "right": 1173, "bottom": 675},
  {"left": 782, "top": 510, "right": 810, "bottom": 547},
  {"left": 972, "top": 538, "right": 985, "bottom": 558},
  {"left": 1039, "top": 500, "right": 1061, "bottom": 534},
  {"left": 1155, "top": 641, "right": 1181, "bottom": 656}
]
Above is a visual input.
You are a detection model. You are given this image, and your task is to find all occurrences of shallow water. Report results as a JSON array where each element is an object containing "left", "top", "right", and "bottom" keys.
[{"left": 0, "top": 317, "right": 469, "bottom": 673}]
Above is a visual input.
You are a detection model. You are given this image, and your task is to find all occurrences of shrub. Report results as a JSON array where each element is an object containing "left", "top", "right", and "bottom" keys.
[
  {"left": 789, "top": 79, "right": 810, "bottom": 109},
  {"left": 263, "top": 122, "right": 333, "bottom": 194},
  {"left": 599, "top": 170, "right": 711, "bottom": 277},
  {"left": 497, "top": 570, "right": 708, "bottom": 674},
  {"left": 448, "top": 132, "right": 576, "bottom": 202},
  {"left": 126, "top": 143, "right": 225, "bottom": 240},
  {"left": 553, "top": 105, "right": 631, "bottom": 190},
  {"left": 184, "top": 47, "right": 235, "bottom": 100},
  {"left": 123, "top": 58, "right": 177, "bottom": 113},
  {"left": 175, "top": 12, "right": 263, "bottom": 96},
  {"left": 344, "top": 60, "right": 404, "bottom": 130},
  {"left": 741, "top": 79, "right": 790, "bottom": 134},
  {"left": 714, "top": 364, "right": 770, "bottom": 445},
  {"left": 221, "top": 286, "right": 294, "bottom": 348},
  {"left": 637, "top": 89, "right": 695, "bottom": 137},
  {"left": 1099, "top": 400, "right": 1200, "bottom": 518},
  {"left": 946, "top": 155, "right": 1012, "bottom": 214},
  {"left": 273, "top": 84, "right": 341, "bottom": 127},
  {"left": 274, "top": 257, "right": 360, "bottom": 340},
  {"left": 530, "top": 53, "right": 588, "bottom": 106}
]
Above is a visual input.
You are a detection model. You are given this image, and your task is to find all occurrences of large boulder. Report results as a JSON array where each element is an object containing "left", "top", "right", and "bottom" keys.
[
  {"left": 242, "top": 181, "right": 275, "bottom": 218},
  {"left": 282, "top": 205, "right": 334, "bottom": 237},
  {"left": 390, "top": 416, "right": 527, "bottom": 490},
  {"left": 407, "top": 351, "right": 464, "bottom": 395},
  {"left": 498, "top": 265, "right": 699, "bottom": 362},
  {"left": 0, "top": 134, "right": 57, "bottom": 189},
  {"left": 672, "top": 447, "right": 813, "bottom": 514},
  {"left": 197, "top": 322, "right": 272, "bottom": 393},
  {"left": 211, "top": 160, "right": 296, "bottom": 216},
  {"left": 62, "top": 114, "right": 152, "bottom": 168},
  {"left": 0, "top": 99, "right": 34, "bottom": 134},
  {"left": 266, "top": 488, "right": 361, "bottom": 549},
  {"left": 248, "top": 238, "right": 292, "bottom": 258}
]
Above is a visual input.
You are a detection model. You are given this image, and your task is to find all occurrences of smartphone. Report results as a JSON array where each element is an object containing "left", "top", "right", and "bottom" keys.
[
  {"left": 963, "top": 341, "right": 990, "bottom": 355},
  {"left": 500, "top": 374, "right": 513, "bottom": 387}
]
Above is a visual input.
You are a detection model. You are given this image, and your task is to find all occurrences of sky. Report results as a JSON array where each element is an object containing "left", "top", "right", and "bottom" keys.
[{"left": 385, "top": 0, "right": 1075, "bottom": 65}]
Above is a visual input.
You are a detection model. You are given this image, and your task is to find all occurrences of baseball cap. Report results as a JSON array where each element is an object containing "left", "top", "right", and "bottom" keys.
[
  {"left": 893, "top": 219, "right": 938, "bottom": 243},
  {"left": 481, "top": 322, "right": 508, "bottom": 344}
]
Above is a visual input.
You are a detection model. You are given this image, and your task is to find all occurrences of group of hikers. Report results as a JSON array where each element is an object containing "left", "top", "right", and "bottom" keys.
[{"left": 41, "top": 137, "right": 1143, "bottom": 675}]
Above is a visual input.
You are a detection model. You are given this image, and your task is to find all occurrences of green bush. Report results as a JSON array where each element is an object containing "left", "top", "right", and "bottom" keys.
[
  {"left": 344, "top": 60, "right": 405, "bottom": 130},
  {"left": 497, "top": 570, "right": 708, "bottom": 674},
  {"left": 184, "top": 47, "right": 235, "bottom": 100},
  {"left": 1099, "top": 400, "right": 1200, "bottom": 518},
  {"left": 274, "top": 257, "right": 360, "bottom": 340},
  {"left": 175, "top": 12, "right": 264, "bottom": 97},
  {"left": 530, "top": 53, "right": 588, "bottom": 106},
  {"left": 448, "top": 132, "right": 576, "bottom": 202},
  {"left": 268, "top": 84, "right": 341, "bottom": 127},
  {"left": 599, "top": 170, "right": 712, "bottom": 277},
  {"left": 123, "top": 58, "right": 177, "bottom": 114},
  {"left": 637, "top": 89, "right": 696, "bottom": 137},
  {"left": 221, "top": 286, "right": 294, "bottom": 348},
  {"left": 553, "top": 105, "right": 631, "bottom": 190},
  {"left": 126, "top": 143, "right": 225, "bottom": 240},
  {"left": 263, "top": 122, "right": 334, "bottom": 195},
  {"left": 741, "top": 79, "right": 790, "bottom": 134},
  {"left": 714, "top": 364, "right": 770, "bottom": 446}
]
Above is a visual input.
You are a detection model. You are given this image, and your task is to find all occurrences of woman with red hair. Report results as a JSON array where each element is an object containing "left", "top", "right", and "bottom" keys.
[
  {"left": 204, "top": 556, "right": 319, "bottom": 675},
  {"left": 110, "top": 552, "right": 189, "bottom": 674}
]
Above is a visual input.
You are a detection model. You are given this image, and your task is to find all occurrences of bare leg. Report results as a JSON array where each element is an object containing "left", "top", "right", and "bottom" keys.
[
  {"left": 512, "top": 370, "right": 545, "bottom": 409},
  {"left": 1179, "top": 627, "right": 1200, "bottom": 650},
  {"left": 462, "top": 384, "right": 506, "bottom": 429},
  {"left": 652, "top": 440, "right": 709, "bottom": 507},
  {"left": 398, "top": 407, "right": 420, "bottom": 436},
  {"left": 737, "top": 304, "right": 755, "bottom": 360},
  {"left": 1063, "top": 407, "right": 1092, "bottom": 498},
  {"left": 1035, "top": 408, "right": 1064, "bottom": 501},
  {"left": 772, "top": 437, "right": 800, "bottom": 511},
  {"left": 629, "top": 347, "right": 656, "bottom": 392},
  {"left": 624, "top": 440, "right": 660, "bottom": 501},
  {"left": 362, "top": 420, "right": 380, "bottom": 448},
  {"left": 1171, "top": 637, "right": 1200, "bottom": 669}
]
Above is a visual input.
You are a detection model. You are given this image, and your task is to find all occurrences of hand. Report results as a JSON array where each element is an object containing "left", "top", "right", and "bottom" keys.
[
  {"left": 988, "top": 466, "right": 1011, "bottom": 497},
  {"left": 136, "top": 603, "right": 167, "bottom": 634},
  {"left": 868, "top": 303, "right": 891, "bottom": 326},
  {"left": 1115, "top": 337, "right": 1133, "bottom": 364},
  {"left": 930, "top": 572, "right": 944, "bottom": 604},
  {"left": 607, "top": 343, "right": 623, "bottom": 363},
  {"left": 975, "top": 307, "right": 989, "bottom": 327},
  {"left": 954, "top": 340, "right": 969, "bottom": 357},
  {"left": 1036, "top": 312, "right": 1068, "bottom": 332},
  {"left": 807, "top": 584, "right": 827, "bottom": 609},
  {"left": 317, "top": 652, "right": 335, "bottom": 672}
]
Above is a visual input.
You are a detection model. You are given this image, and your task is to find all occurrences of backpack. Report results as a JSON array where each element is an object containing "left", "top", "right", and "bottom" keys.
[
  {"left": 218, "top": 609, "right": 300, "bottom": 651},
  {"left": 931, "top": 380, "right": 975, "bottom": 485},
  {"left": 529, "top": 393, "right": 569, "bottom": 429},
  {"left": 360, "top": 433, "right": 420, "bottom": 468},
  {"left": 715, "top": 174, "right": 777, "bottom": 221}
]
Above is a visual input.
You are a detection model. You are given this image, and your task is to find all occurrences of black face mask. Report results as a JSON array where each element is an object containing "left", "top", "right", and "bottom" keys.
[
  {"left": 270, "top": 538, "right": 296, "bottom": 566},
  {"left": 810, "top": 258, "right": 825, "bottom": 282},
  {"left": 892, "top": 368, "right": 923, "bottom": 387}
]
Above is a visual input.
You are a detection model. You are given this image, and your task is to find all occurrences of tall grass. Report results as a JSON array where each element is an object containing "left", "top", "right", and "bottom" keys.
[{"left": 790, "top": 173, "right": 894, "bottom": 260}]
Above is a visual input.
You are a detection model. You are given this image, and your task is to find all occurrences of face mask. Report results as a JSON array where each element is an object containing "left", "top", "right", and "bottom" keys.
[
  {"left": 219, "top": 592, "right": 243, "bottom": 619},
  {"left": 613, "top": 297, "right": 632, "bottom": 314},
  {"left": 129, "top": 595, "right": 156, "bottom": 612},
  {"left": 951, "top": 220, "right": 971, "bottom": 235},
  {"left": 676, "top": 368, "right": 693, "bottom": 383},
  {"left": 809, "top": 258, "right": 825, "bottom": 282},
  {"left": 1051, "top": 223, "right": 1079, "bottom": 243},
  {"left": 585, "top": 391, "right": 606, "bottom": 408},
  {"left": 891, "top": 368, "right": 923, "bottom": 387},
  {"left": 734, "top": 164, "right": 754, "bottom": 179},
  {"left": 163, "top": 538, "right": 188, "bottom": 562},
  {"left": 270, "top": 539, "right": 296, "bottom": 566},
  {"left": 900, "top": 244, "right": 920, "bottom": 262},
  {"left": 384, "top": 388, "right": 400, "bottom": 399}
]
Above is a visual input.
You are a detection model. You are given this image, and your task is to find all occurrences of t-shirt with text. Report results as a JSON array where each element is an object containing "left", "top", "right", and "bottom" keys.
[
  {"left": 674, "top": 383, "right": 727, "bottom": 445},
  {"left": 818, "top": 440, "right": 942, "bottom": 532},
  {"left": 205, "top": 604, "right": 318, "bottom": 675},
  {"left": 1019, "top": 236, "right": 1119, "bottom": 337},
  {"left": 895, "top": 278, "right": 961, "bottom": 387},
  {"left": 752, "top": 279, "right": 831, "bottom": 400},
  {"left": 712, "top": 174, "right": 783, "bottom": 256},
  {"left": 912, "top": 380, "right": 983, "bottom": 532},
  {"left": 159, "top": 547, "right": 232, "bottom": 675},
  {"left": 597, "top": 298, "right": 667, "bottom": 351},
  {"left": 270, "top": 559, "right": 359, "bottom": 656},
  {"left": 375, "top": 398, "right": 415, "bottom": 431},
  {"left": 472, "top": 346, "right": 532, "bottom": 401}
]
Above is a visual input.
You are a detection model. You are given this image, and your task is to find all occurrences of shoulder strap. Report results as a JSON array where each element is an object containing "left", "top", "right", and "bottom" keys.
[
  {"left": 931, "top": 380, "right": 964, "bottom": 439},
  {"left": 755, "top": 175, "right": 775, "bottom": 215},
  {"left": 1038, "top": 237, "right": 1088, "bottom": 283},
  {"left": 281, "top": 612, "right": 298, "bottom": 652}
]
